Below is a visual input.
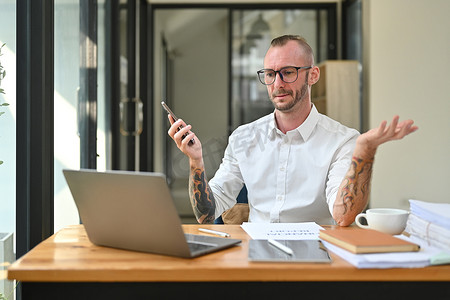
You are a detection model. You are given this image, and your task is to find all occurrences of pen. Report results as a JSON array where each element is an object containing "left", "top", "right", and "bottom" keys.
[
  {"left": 268, "top": 239, "right": 294, "bottom": 255},
  {"left": 198, "top": 228, "right": 230, "bottom": 238}
]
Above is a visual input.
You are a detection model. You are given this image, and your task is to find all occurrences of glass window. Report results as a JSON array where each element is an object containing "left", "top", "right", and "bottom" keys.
[
  {"left": 54, "top": 0, "right": 108, "bottom": 231},
  {"left": 54, "top": 0, "right": 82, "bottom": 231},
  {"left": 231, "top": 9, "right": 330, "bottom": 129}
]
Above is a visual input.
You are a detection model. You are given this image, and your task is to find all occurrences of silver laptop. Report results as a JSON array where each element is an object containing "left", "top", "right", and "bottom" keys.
[{"left": 63, "top": 169, "right": 241, "bottom": 258}]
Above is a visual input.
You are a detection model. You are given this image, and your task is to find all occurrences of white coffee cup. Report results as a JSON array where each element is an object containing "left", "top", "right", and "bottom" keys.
[{"left": 355, "top": 208, "right": 409, "bottom": 235}]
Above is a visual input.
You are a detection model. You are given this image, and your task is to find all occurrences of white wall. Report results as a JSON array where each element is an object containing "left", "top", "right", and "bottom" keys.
[{"left": 363, "top": 0, "right": 450, "bottom": 209}]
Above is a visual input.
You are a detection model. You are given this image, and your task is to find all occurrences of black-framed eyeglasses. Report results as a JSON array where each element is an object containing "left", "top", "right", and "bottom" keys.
[{"left": 256, "top": 66, "right": 312, "bottom": 85}]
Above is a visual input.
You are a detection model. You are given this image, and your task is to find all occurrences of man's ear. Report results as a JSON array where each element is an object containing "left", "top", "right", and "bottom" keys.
[{"left": 308, "top": 66, "right": 320, "bottom": 85}]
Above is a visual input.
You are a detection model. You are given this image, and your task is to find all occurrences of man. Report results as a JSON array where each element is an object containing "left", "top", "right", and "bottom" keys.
[{"left": 168, "top": 35, "right": 418, "bottom": 226}]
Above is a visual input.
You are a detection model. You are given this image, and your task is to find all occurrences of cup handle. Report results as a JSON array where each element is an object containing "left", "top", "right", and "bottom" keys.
[{"left": 355, "top": 213, "right": 369, "bottom": 229}]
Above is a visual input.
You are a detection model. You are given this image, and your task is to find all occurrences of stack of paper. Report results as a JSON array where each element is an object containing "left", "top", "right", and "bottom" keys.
[
  {"left": 406, "top": 200, "right": 450, "bottom": 250},
  {"left": 319, "top": 200, "right": 450, "bottom": 269},
  {"left": 321, "top": 235, "right": 438, "bottom": 269}
]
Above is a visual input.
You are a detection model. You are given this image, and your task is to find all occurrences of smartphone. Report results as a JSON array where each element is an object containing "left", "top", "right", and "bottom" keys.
[{"left": 161, "top": 101, "right": 195, "bottom": 145}]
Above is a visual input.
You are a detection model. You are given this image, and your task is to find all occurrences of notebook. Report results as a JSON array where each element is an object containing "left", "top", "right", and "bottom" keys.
[
  {"left": 63, "top": 169, "right": 241, "bottom": 258},
  {"left": 319, "top": 228, "right": 420, "bottom": 254}
]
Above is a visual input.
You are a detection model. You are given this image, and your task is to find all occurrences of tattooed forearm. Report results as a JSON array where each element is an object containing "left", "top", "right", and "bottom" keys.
[
  {"left": 189, "top": 167, "right": 216, "bottom": 224},
  {"left": 335, "top": 156, "right": 374, "bottom": 225}
]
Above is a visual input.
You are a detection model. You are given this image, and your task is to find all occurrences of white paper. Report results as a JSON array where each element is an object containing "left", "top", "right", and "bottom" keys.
[
  {"left": 321, "top": 235, "right": 442, "bottom": 269},
  {"left": 406, "top": 214, "right": 450, "bottom": 249},
  {"left": 241, "top": 222, "right": 323, "bottom": 240},
  {"left": 409, "top": 199, "right": 450, "bottom": 229}
]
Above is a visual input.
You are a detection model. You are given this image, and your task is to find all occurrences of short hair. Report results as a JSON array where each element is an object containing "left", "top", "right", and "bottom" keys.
[{"left": 270, "top": 35, "right": 315, "bottom": 65}]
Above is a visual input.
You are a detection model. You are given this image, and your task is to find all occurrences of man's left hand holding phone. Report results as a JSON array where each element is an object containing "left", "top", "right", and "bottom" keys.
[{"left": 162, "top": 101, "right": 203, "bottom": 162}]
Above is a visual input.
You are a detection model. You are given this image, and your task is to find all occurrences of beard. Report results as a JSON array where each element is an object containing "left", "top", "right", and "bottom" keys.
[{"left": 270, "top": 71, "right": 309, "bottom": 112}]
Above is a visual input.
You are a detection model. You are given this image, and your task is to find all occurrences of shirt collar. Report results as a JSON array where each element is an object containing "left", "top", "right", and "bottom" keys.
[
  {"left": 268, "top": 104, "right": 320, "bottom": 141},
  {"left": 267, "top": 112, "right": 278, "bottom": 140},
  {"left": 297, "top": 104, "right": 320, "bottom": 141}
]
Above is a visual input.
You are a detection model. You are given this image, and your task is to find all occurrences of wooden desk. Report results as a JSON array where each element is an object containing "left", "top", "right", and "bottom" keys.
[{"left": 8, "top": 225, "right": 450, "bottom": 299}]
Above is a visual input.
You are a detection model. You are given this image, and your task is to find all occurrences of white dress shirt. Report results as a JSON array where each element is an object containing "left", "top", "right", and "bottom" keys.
[{"left": 209, "top": 105, "right": 359, "bottom": 224}]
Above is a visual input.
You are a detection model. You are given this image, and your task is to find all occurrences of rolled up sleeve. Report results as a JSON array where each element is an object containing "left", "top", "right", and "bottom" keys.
[{"left": 209, "top": 134, "right": 245, "bottom": 218}]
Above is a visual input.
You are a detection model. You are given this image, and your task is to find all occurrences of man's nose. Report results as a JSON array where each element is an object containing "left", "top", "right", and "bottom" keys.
[{"left": 273, "top": 72, "right": 285, "bottom": 88}]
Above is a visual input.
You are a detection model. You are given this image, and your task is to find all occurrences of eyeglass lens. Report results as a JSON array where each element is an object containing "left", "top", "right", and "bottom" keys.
[{"left": 259, "top": 67, "right": 299, "bottom": 85}]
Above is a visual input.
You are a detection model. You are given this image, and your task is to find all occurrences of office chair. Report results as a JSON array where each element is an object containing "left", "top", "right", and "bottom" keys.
[{"left": 214, "top": 185, "right": 248, "bottom": 224}]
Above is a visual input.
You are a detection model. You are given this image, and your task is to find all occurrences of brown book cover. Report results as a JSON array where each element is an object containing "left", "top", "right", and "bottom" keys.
[{"left": 319, "top": 228, "right": 420, "bottom": 254}]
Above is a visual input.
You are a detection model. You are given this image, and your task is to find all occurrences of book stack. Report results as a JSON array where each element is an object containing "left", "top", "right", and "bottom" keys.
[
  {"left": 319, "top": 228, "right": 426, "bottom": 269},
  {"left": 405, "top": 199, "right": 450, "bottom": 250}
]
